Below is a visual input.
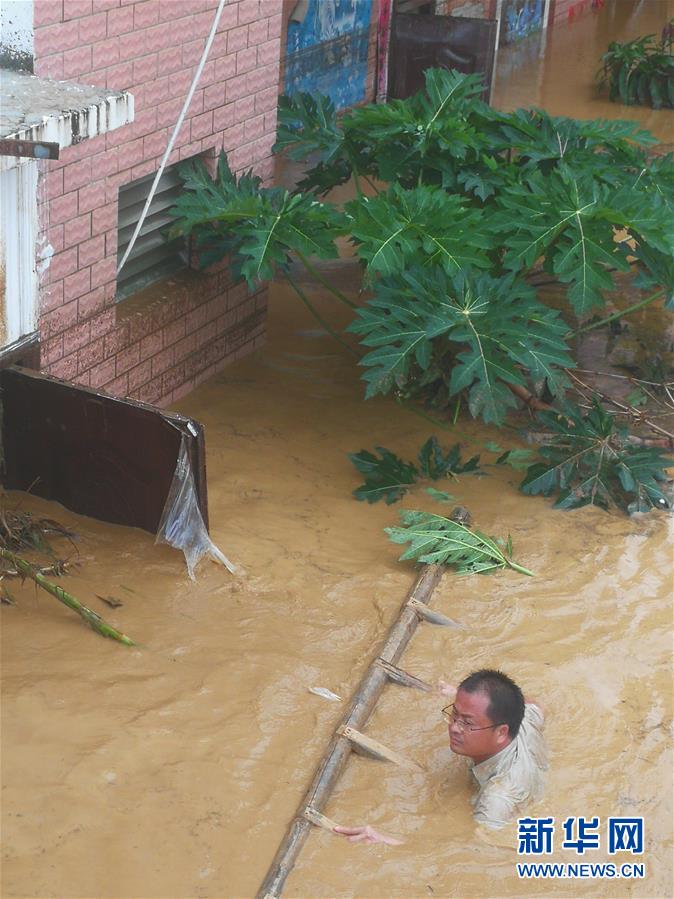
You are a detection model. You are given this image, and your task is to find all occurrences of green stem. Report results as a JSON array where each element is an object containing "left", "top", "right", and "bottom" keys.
[
  {"left": 506, "top": 560, "right": 535, "bottom": 577},
  {"left": 344, "top": 147, "right": 363, "bottom": 198},
  {"left": 575, "top": 288, "right": 665, "bottom": 334},
  {"left": 284, "top": 273, "right": 359, "bottom": 358},
  {"left": 362, "top": 174, "right": 381, "bottom": 195},
  {"left": 452, "top": 396, "right": 461, "bottom": 425},
  {"left": 295, "top": 251, "right": 357, "bottom": 310},
  {"left": 2, "top": 548, "right": 135, "bottom": 645}
]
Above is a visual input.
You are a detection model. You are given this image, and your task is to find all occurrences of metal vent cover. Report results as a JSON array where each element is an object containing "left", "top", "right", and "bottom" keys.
[{"left": 116, "top": 165, "right": 189, "bottom": 301}]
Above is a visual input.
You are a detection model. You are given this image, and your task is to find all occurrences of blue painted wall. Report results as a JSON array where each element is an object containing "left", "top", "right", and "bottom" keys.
[
  {"left": 285, "top": 0, "right": 372, "bottom": 110},
  {"left": 501, "top": 0, "right": 545, "bottom": 44}
]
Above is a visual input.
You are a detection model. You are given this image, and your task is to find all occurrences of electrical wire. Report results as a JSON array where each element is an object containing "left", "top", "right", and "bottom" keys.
[{"left": 116, "top": 0, "right": 228, "bottom": 276}]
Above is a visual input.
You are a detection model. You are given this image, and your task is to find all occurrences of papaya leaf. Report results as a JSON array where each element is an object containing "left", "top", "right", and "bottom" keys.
[
  {"left": 496, "top": 448, "right": 536, "bottom": 470},
  {"left": 424, "top": 487, "right": 455, "bottom": 503},
  {"left": 274, "top": 93, "right": 357, "bottom": 194},
  {"left": 385, "top": 510, "right": 533, "bottom": 575},
  {"left": 170, "top": 154, "right": 348, "bottom": 286},
  {"left": 349, "top": 267, "right": 573, "bottom": 422},
  {"left": 349, "top": 438, "right": 481, "bottom": 505},
  {"left": 417, "top": 436, "right": 481, "bottom": 479},
  {"left": 494, "top": 171, "right": 639, "bottom": 316},
  {"left": 275, "top": 92, "right": 344, "bottom": 162},
  {"left": 345, "top": 184, "right": 491, "bottom": 278},
  {"left": 485, "top": 108, "right": 655, "bottom": 183},
  {"left": 520, "top": 397, "right": 673, "bottom": 512},
  {"left": 348, "top": 448, "right": 418, "bottom": 505},
  {"left": 341, "top": 68, "right": 487, "bottom": 188}
]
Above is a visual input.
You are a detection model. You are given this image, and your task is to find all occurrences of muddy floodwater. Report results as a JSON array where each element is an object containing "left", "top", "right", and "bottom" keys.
[{"left": 2, "top": 3, "right": 674, "bottom": 898}]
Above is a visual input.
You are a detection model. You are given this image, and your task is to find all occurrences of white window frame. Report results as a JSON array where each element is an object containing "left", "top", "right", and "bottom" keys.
[{"left": 0, "top": 160, "right": 38, "bottom": 348}]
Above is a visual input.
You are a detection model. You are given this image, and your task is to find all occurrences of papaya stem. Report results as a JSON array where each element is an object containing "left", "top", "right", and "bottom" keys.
[{"left": 1, "top": 548, "right": 135, "bottom": 645}]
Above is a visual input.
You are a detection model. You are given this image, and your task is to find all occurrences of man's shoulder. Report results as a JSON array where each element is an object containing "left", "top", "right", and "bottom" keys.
[{"left": 524, "top": 701, "right": 545, "bottom": 729}]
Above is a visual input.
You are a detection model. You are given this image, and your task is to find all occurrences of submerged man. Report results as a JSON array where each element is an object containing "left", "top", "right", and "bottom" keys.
[
  {"left": 442, "top": 668, "right": 547, "bottom": 829},
  {"left": 335, "top": 668, "right": 547, "bottom": 843}
]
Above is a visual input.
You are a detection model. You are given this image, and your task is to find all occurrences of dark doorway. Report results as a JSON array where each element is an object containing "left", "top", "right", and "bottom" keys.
[{"left": 388, "top": 11, "right": 499, "bottom": 102}]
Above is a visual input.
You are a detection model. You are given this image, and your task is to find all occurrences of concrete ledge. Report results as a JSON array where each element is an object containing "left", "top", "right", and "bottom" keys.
[{"left": 0, "top": 68, "right": 134, "bottom": 171}]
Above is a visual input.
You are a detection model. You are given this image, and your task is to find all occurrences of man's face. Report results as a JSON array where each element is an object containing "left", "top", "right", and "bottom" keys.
[{"left": 447, "top": 688, "right": 511, "bottom": 764}]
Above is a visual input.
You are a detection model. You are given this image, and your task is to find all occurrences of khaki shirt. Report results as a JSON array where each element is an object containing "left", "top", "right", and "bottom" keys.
[{"left": 468, "top": 703, "right": 547, "bottom": 828}]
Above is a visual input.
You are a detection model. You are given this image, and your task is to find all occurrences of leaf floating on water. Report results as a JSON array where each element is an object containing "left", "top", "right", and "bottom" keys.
[
  {"left": 417, "top": 436, "right": 481, "bottom": 480},
  {"left": 348, "top": 438, "right": 481, "bottom": 505},
  {"left": 309, "top": 687, "right": 342, "bottom": 702},
  {"left": 496, "top": 448, "right": 535, "bottom": 471},
  {"left": 386, "top": 510, "right": 533, "bottom": 576},
  {"left": 424, "top": 487, "right": 455, "bottom": 503},
  {"left": 96, "top": 594, "right": 124, "bottom": 609},
  {"left": 348, "top": 447, "right": 418, "bottom": 505},
  {"left": 521, "top": 397, "right": 674, "bottom": 513}
]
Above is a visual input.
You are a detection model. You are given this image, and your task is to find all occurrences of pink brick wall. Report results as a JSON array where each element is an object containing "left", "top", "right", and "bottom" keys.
[{"left": 34, "top": 0, "right": 282, "bottom": 407}]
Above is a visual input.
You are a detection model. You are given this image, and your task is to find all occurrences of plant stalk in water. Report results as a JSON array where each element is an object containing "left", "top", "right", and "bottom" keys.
[
  {"left": 295, "top": 250, "right": 357, "bottom": 310},
  {"left": 575, "top": 288, "right": 666, "bottom": 334},
  {"left": 1, "top": 548, "right": 135, "bottom": 645},
  {"left": 285, "top": 272, "right": 359, "bottom": 357}
]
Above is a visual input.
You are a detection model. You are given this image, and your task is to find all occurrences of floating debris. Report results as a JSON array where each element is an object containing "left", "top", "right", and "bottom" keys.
[{"left": 309, "top": 687, "right": 342, "bottom": 702}]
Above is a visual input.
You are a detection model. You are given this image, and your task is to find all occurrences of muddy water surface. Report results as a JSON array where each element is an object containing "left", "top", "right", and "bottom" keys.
[
  {"left": 3, "top": 3, "right": 674, "bottom": 897},
  {"left": 3, "top": 283, "right": 672, "bottom": 898},
  {"left": 492, "top": 0, "right": 674, "bottom": 144}
]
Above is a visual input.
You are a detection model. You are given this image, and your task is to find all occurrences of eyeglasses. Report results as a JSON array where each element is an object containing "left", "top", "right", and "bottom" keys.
[{"left": 442, "top": 704, "right": 505, "bottom": 732}]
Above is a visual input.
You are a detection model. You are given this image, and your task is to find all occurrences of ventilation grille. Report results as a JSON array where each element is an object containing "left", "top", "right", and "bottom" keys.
[{"left": 116, "top": 165, "right": 189, "bottom": 301}]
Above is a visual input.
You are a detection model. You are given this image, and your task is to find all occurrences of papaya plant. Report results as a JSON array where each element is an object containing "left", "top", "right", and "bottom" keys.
[{"left": 169, "top": 68, "right": 673, "bottom": 511}]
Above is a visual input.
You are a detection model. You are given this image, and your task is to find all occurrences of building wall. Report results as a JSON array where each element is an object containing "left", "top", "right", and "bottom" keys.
[
  {"left": 550, "top": 0, "right": 599, "bottom": 24},
  {"left": 279, "top": 0, "right": 380, "bottom": 109},
  {"left": 33, "top": 0, "right": 282, "bottom": 407}
]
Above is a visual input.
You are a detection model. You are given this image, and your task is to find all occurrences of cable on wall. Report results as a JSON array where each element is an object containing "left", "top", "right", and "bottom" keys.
[{"left": 116, "top": 0, "right": 228, "bottom": 277}]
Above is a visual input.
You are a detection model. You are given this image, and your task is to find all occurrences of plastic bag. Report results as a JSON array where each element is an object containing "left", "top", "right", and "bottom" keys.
[{"left": 156, "top": 435, "right": 236, "bottom": 580}]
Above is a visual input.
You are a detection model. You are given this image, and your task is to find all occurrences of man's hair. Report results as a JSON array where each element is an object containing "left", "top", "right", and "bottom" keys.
[{"left": 459, "top": 669, "right": 525, "bottom": 737}]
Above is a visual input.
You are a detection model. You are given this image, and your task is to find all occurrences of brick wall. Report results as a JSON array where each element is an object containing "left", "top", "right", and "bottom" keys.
[{"left": 33, "top": 0, "right": 283, "bottom": 407}]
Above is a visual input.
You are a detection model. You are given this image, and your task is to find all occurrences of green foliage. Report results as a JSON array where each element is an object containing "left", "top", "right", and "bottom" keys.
[
  {"left": 275, "top": 93, "right": 356, "bottom": 194},
  {"left": 173, "top": 69, "right": 673, "bottom": 474},
  {"left": 385, "top": 510, "right": 533, "bottom": 575},
  {"left": 170, "top": 151, "right": 347, "bottom": 286},
  {"left": 346, "top": 184, "right": 492, "bottom": 278},
  {"left": 278, "top": 69, "right": 673, "bottom": 314},
  {"left": 417, "top": 436, "right": 480, "bottom": 479},
  {"left": 348, "top": 447, "right": 418, "bottom": 504},
  {"left": 348, "top": 268, "right": 573, "bottom": 422},
  {"left": 349, "top": 437, "right": 481, "bottom": 504},
  {"left": 493, "top": 171, "right": 674, "bottom": 317},
  {"left": 496, "top": 448, "right": 536, "bottom": 471},
  {"left": 520, "top": 397, "right": 673, "bottom": 513},
  {"left": 597, "top": 24, "right": 674, "bottom": 109},
  {"left": 424, "top": 487, "right": 455, "bottom": 503}
]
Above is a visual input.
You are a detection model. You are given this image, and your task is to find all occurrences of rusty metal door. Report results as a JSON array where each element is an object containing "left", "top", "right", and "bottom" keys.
[
  {"left": 0, "top": 365, "right": 208, "bottom": 533},
  {"left": 388, "top": 13, "right": 498, "bottom": 102}
]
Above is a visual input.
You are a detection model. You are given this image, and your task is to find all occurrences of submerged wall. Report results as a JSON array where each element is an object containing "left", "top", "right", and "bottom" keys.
[
  {"left": 279, "top": 0, "right": 379, "bottom": 110},
  {"left": 33, "top": 0, "right": 282, "bottom": 407}
]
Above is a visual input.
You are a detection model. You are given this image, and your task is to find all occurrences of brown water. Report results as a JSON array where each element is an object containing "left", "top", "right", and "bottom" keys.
[
  {"left": 492, "top": 0, "right": 674, "bottom": 144},
  {"left": 3, "top": 4, "right": 674, "bottom": 898}
]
